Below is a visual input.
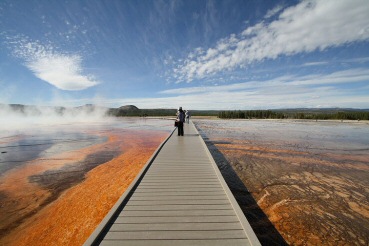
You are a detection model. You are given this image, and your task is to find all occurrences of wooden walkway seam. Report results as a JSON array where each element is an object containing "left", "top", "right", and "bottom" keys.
[{"left": 84, "top": 122, "right": 261, "bottom": 246}]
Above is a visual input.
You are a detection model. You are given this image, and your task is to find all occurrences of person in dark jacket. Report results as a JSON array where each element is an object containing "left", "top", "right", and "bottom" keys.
[{"left": 177, "top": 107, "right": 185, "bottom": 136}]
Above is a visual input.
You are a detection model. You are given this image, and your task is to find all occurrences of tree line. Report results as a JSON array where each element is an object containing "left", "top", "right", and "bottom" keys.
[
  {"left": 107, "top": 108, "right": 220, "bottom": 117},
  {"left": 107, "top": 108, "right": 177, "bottom": 117},
  {"left": 218, "top": 110, "right": 369, "bottom": 120},
  {"left": 218, "top": 110, "right": 285, "bottom": 119}
]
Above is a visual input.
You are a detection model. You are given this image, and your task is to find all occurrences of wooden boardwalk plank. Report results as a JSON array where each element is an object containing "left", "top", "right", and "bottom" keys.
[
  {"left": 123, "top": 204, "right": 233, "bottom": 211},
  {"left": 118, "top": 210, "right": 235, "bottom": 217},
  {"left": 137, "top": 183, "right": 223, "bottom": 187},
  {"left": 135, "top": 189, "right": 224, "bottom": 196},
  {"left": 109, "top": 222, "right": 243, "bottom": 231},
  {"left": 134, "top": 188, "right": 223, "bottom": 193},
  {"left": 129, "top": 195, "right": 228, "bottom": 201},
  {"left": 104, "top": 230, "right": 247, "bottom": 240},
  {"left": 100, "top": 239, "right": 248, "bottom": 246},
  {"left": 84, "top": 122, "right": 260, "bottom": 246},
  {"left": 127, "top": 200, "right": 231, "bottom": 206},
  {"left": 114, "top": 215, "right": 240, "bottom": 224}
]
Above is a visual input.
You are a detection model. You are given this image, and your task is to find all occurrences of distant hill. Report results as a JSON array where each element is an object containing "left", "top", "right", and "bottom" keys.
[
  {"left": 119, "top": 105, "right": 139, "bottom": 111},
  {"left": 106, "top": 105, "right": 176, "bottom": 117},
  {"left": 107, "top": 105, "right": 139, "bottom": 116}
]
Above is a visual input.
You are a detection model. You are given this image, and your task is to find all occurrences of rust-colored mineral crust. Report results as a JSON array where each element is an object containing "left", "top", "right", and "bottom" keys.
[
  {"left": 195, "top": 120, "right": 369, "bottom": 245},
  {"left": 0, "top": 129, "right": 167, "bottom": 246}
]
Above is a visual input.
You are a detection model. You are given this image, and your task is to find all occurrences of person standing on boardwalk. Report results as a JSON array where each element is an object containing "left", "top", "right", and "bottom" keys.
[
  {"left": 185, "top": 110, "right": 191, "bottom": 123},
  {"left": 177, "top": 107, "right": 185, "bottom": 136}
]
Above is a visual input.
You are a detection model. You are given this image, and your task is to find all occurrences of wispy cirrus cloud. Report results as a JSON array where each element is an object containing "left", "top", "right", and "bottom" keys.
[
  {"left": 264, "top": 4, "right": 284, "bottom": 19},
  {"left": 89, "top": 68, "right": 369, "bottom": 109},
  {"left": 163, "top": 68, "right": 369, "bottom": 95},
  {"left": 50, "top": 68, "right": 369, "bottom": 109},
  {"left": 101, "top": 88, "right": 369, "bottom": 110},
  {"left": 172, "top": 0, "right": 369, "bottom": 82},
  {"left": 302, "top": 61, "right": 329, "bottom": 67},
  {"left": 9, "top": 36, "right": 98, "bottom": 90}
]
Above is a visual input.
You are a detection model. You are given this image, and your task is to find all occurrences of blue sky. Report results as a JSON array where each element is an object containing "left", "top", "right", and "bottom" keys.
[{"left": 1, "top": 0, "right": 369, "bottom": 109}]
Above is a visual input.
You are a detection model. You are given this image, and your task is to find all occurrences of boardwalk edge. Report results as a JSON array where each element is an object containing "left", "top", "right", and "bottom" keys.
[
  {"left": 192, "top": 122, "right": 262, "bottom": 246},
  {"left": 83, "top": 127, "right": 176, "bottom": 246}
]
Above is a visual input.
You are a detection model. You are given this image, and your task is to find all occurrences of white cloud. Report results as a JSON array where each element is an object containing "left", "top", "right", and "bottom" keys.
[
  {"left": 11, "top": 37, "right": 99, "bottom": 90},
  {"left": 163, "top": 68, "right": 369, "bottom": 95},
  {"left": 27, "top": 54, "right": 98, "bottom": 90},
  {"left": 343, "top": 57, "right": 369, "bottom": 63},
  {"left": 104, "top": 88, "right": 369, "bottom": 110},
  {"left": 264, "top": 4, "right": 284, "bottom": 19},
  {"left": 174, "top": 0, "right": 369, "bottom": 82},
  {"left": 101, "top": 68, "right": 369, "bottom": 109},
  {"left": 303, "top": 61, "right": 329, "bottom": 66}
]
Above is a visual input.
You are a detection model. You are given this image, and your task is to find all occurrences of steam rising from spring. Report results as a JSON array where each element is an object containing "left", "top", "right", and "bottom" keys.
[{"left": 0, "top": 104, "right": 110, "bottom": 131}]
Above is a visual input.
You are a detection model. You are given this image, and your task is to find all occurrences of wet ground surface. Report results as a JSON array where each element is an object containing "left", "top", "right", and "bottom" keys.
[
  {"left": 0, "top": 118, "right": 172, "bottom": 245},
  {"left": 194, "top": 119, "right": 369, "bottom": 245},
  {"left": 0, "top": 133, "right": 106, "bottom": 175}
]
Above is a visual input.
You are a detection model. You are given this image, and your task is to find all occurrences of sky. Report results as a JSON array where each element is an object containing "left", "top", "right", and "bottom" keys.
[{"left": 1, "top": 0, "right": 369, "bottom": 110}]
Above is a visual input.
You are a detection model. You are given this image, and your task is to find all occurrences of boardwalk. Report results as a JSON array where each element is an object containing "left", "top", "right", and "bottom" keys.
[{"left": 84, "top": 122, "right": 260, "bottom": 246}]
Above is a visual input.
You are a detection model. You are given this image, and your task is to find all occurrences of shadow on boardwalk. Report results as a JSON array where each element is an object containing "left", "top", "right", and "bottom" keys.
[{"left": 200, "top": 134, "right": 288, "bottom": 245}]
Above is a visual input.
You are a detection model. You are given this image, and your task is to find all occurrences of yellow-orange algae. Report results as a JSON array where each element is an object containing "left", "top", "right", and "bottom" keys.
[{"left": 0, "top": 129, "right": 168, "bottom": 246}]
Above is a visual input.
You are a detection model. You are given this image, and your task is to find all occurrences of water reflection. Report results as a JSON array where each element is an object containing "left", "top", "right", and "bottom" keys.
[
  {"left": 0, "top": 133, "right": 105, "bottom": 175},
  {"left": 0, "top": 118, "right": 173, "bottom": 176}
]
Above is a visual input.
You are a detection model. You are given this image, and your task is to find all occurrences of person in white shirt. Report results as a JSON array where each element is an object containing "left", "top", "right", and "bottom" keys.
[{"left": 185, "top": 110, "right": 191, "bottom": 123}]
